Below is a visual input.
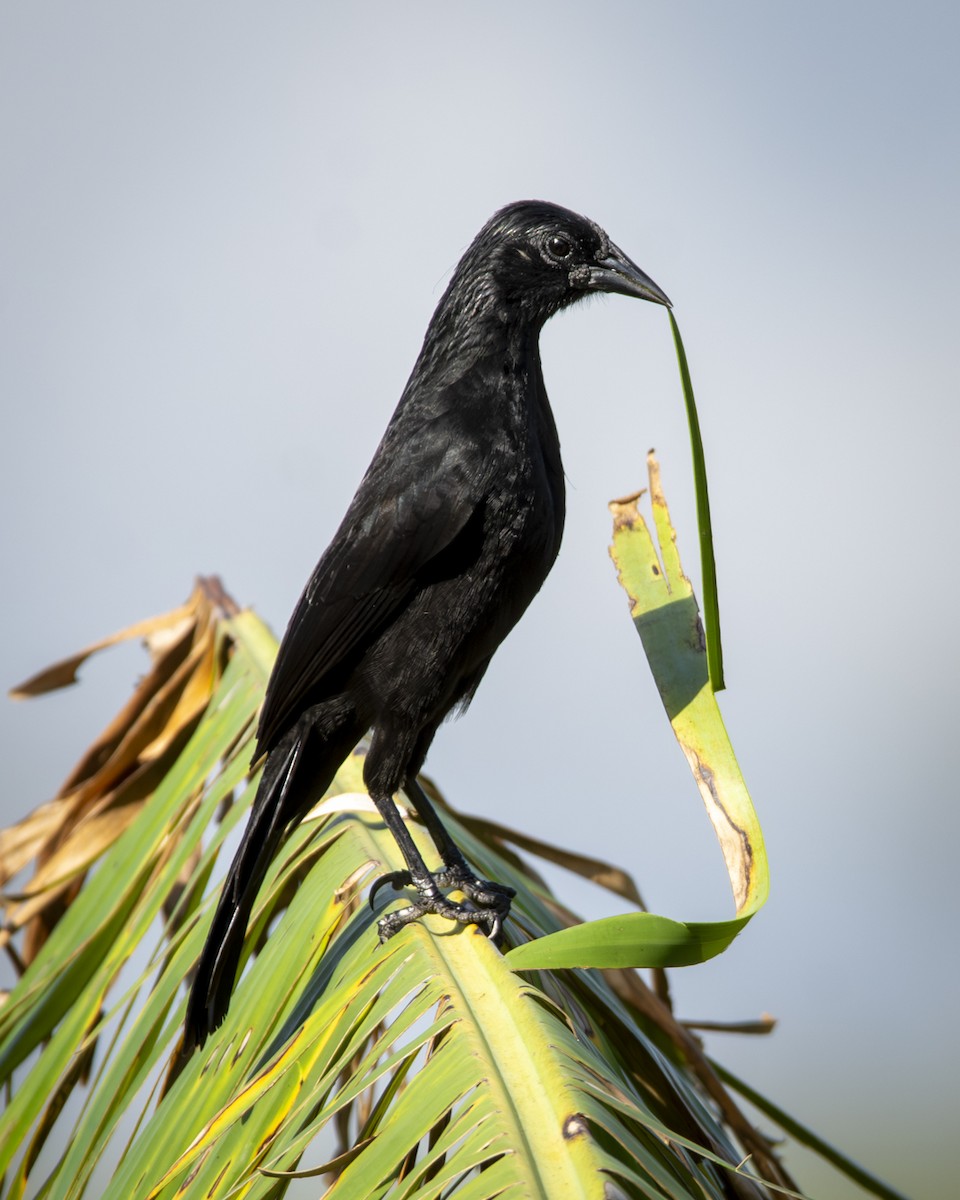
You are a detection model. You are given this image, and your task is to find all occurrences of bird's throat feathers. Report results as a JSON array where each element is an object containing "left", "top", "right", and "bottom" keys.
[
  {"left": 412, "top": 286, "right": 547, "bottom": 408},
  {"left": 414, "top": 265, "right": 565, "bottom": 399}
]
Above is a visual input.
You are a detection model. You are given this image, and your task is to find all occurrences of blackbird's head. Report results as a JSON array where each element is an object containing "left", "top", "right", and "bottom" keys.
[{"left": 462, "top": 200, "right": 672, "bottom": 325}]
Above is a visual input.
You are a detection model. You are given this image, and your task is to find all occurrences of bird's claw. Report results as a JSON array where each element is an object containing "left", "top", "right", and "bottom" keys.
[
  {"left": 377, "top": 891, "right": 505, "bottom": 946},
  {"left": 368, "top": 869, "right": 413, "bottom": 911},
  {"left": 370, "top": 862, "right": 513, "bottom": 945}
]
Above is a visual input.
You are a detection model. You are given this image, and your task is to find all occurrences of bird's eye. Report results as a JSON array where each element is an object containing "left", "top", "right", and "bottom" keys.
[{"left": 546, "top": 234, "right": 573, "bottom": 259}]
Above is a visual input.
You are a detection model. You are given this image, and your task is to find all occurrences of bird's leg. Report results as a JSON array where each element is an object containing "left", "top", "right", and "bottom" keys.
[
  {"left": 369, "top": 778, "right": 514, "bottom": 912},
  {"left": 403, "top": 778, "right": 515, "bottom": 907},
  {"left": 368, "top": 787, "right": 509, "bottom": 943}
]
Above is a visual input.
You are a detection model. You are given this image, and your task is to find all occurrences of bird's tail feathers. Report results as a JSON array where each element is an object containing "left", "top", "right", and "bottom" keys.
[
  {"left": 183, "top": 705, "right": 367, "bottom": 1056},
  {"left": 182, "top": 734, "right": 304, "bottom": 1054},
  {"left": 183, "top": 716, "right": 361, "bottom": 1056}
]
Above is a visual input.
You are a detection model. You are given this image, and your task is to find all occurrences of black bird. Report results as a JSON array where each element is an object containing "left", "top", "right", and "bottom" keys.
[{"left": 184, "top": 200, "right": 670, "bottom": 1052}]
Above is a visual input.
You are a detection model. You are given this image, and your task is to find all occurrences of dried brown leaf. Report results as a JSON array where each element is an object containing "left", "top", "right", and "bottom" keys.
[
  {"left": 0, "top": 799, "right": 71, "bottom": 890},
  {"left": 2, "top": 577, "right": 241, "bottom": 970},
  {"left": 8, "top": 607, "right": 195, "bottom": 699},
  {"left": 15, "top": 806, "right": 141, "bottom": 898}
]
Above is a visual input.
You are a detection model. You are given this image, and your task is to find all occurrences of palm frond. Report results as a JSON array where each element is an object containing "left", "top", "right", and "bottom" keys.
[
  {"left": 4, "top": 477, "right": 904, "bottom": 1200},
  {"left": 1, "top": 581, "right": 800, "bottom": 1200}
]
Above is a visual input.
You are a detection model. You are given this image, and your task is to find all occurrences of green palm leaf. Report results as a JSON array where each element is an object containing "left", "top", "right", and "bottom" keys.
[{"left": 0, "top": 600, "right": 784, "bottom": 1200}]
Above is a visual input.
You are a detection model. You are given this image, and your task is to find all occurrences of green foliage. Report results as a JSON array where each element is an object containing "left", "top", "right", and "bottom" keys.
[{"left": 1, "top": 597, "right": 792, "bottom": 1198}]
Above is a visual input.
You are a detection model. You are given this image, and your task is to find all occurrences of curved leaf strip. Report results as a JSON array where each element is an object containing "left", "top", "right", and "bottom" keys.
[{"left": 508, "top": 454, "right": 768, "bottom": 972}]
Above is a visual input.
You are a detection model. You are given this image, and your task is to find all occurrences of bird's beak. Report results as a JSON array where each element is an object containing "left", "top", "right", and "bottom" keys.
[{"left": 587, "top": 244, "right": 672, "bottom": 307}]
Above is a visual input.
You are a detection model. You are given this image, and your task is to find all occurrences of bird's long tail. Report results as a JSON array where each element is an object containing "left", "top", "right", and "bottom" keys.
[{"left": 182, "top": 721, "right": 358, "bottom": 1055}]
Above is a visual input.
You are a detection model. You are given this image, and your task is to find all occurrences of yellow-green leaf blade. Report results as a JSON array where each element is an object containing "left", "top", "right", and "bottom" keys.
[{"left": 609, "top": 456, "right": 769, "bottom": 919}]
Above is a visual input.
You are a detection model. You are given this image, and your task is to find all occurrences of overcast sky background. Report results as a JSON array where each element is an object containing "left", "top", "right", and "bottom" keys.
[{"left": 2, "top": 4, "right": 958, "bottom": 1197}]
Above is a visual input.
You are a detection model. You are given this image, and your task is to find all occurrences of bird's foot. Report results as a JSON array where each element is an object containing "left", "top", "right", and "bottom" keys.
[
  {"left": 434, "top": 861, "right": 515, "bottom": 908},
  {"left": 376, "top": 887, "right": 506, "bottom": 944},
  {"left": 369, "top": 865, "right": 513, "bottom": 944},
  {"left": 369, "top": 864, "right": 514, "bottom": 910}
]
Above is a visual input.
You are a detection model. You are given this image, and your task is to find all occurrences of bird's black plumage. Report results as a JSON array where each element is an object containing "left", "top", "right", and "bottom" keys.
[{"left": 183, "top": 200, "right": 670, "bottom": 1053}]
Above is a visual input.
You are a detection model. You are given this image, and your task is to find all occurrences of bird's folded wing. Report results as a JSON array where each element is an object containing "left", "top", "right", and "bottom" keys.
[{"left": 254, "top": 429, "right": 484, "bottom": 753}]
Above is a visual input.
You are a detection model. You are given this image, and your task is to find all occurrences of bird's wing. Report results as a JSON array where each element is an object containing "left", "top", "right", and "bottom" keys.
[{"left": 255, "top": 420, "right": 485, "bottom": 753}]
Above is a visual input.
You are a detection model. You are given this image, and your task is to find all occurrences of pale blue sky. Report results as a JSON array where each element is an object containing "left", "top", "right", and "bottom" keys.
[{"left": 2, "top": 4, "right": 958, "bottom": 1196}]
